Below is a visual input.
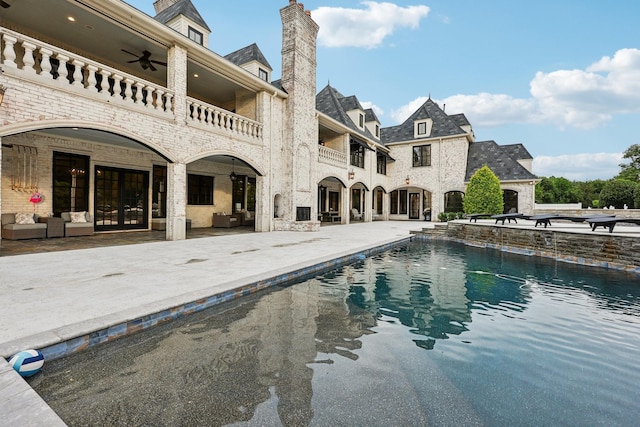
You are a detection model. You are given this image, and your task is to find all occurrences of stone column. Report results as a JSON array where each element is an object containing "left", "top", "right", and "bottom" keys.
[{"left": 166, "top": 162, "right": 187, "bottom": 241}]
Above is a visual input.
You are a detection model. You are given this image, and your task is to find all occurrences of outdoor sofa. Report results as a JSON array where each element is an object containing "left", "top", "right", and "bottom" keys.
[
  {"left": 1, "top": 212, "right": 47, "bottom": 240},
  {"left": 61, "top": 211, "right": 94, "bottom": 237}
]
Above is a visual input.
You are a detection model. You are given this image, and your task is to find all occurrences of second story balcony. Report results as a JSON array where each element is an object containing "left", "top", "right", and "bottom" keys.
[{"left": 1, "top": 0, "right": 267, "bottom": 143}]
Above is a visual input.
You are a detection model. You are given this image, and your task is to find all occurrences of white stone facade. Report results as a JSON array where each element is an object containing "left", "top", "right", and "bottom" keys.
[{"left": 0, "top": 0, "right": 536, "bottom": 242}]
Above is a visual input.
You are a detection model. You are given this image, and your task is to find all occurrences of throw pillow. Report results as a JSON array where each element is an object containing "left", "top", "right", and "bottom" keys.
[
  {"left": 70, "top": 211, "right": 88, "bottom": 223},
  {"left": 15, "top": 212, "right": 35, "bottom": 225}
]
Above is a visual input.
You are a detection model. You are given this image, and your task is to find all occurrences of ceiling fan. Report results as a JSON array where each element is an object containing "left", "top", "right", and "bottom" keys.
[{"left": 121, "top": 49, "right": 167, "bottom": 72}]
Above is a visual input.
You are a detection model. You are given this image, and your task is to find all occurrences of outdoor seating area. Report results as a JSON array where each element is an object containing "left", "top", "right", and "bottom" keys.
[
  {"left": 1, "top": 212, "right": 95, "bottom": 240},
  {"left": 1, "top": 213, "right": 47, "bottom": 240}
]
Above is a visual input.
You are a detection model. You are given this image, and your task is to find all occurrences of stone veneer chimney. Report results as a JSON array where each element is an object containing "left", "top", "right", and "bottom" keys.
[
  {"left": 279, "top": 1, "right": 320, "bottom": 225},
  {"left": 153, "top": 0, "right": 180, "bottom": 14}
]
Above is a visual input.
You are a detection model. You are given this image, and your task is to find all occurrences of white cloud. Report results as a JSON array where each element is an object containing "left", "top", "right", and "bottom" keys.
[
  {"left": 532, "top": 153, "right": 623, "bottom": 180},
  {"left": 313, "top": 2, "right": 430, "bottom": 49},
  {"left": 361, "top": 101, "right": 384, "bottom": 118},
  {"left": 390, "top": 96, "right": 429, "bottom": 123},
  {"left": 391, "top": 49, "right": 640, "bottom": 130}
]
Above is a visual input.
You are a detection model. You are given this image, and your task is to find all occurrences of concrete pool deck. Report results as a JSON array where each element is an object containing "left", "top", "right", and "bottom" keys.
[
  {"left": 1, "top": 218, "right": 639, "bottom": 426},
  {"left": 0, "top": 221, "right": 421, "bottom": 426}
]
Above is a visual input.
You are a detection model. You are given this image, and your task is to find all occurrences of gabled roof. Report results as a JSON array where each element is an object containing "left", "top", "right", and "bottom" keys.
[
  {"left": 465, "top": 140, "right": 538, "bottom": 182},
  {"left": 449, "top": 113, "right": 471, "bottom": 128},
  {"left": 501, "top": 143, "right": 533, "bottom": 160},
  {"left": 340, "top": 95, "right": 363, "bottom": 112},
  {"left": 380, "top": 98, "right": 466, "bottom": 144},
  {"left": 225, "top": 43, "right": 272, "bottom": 70},
  {"left": 154, "top": 0, "right": 211, "bottom": 32},
  {"left": 316, "top": 84, "right": 376, "bottom": 141},
  {"left": 365, "top": 108, "right": 380, "bottom": 124}
]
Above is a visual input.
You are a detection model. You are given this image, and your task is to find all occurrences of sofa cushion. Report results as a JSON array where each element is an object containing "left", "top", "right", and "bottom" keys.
[
  {"left": 70, "top": 211, "right": 88, "bottom": 223},
  {"left": 15, "top": 212, "right": 36, "bottom": 225}
]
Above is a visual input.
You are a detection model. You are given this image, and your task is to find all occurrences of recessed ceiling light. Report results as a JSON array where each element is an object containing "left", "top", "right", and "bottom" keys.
[
  {"left": 194, "top": 73, "right": 199, "bottom": 78},
  {"left": 67, "top": 16, "right": 76, "bottom": 22}
]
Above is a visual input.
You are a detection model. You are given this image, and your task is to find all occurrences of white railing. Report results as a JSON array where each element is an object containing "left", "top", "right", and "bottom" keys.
[
  {"left": 319, "top": 145, "right": 347, "bottom": 166},
  {"left": 186, "top": 97, "right": 262, "bottom": 141},
  {"left": 1, "top": 28, "right": 174, "bottom": 113}
]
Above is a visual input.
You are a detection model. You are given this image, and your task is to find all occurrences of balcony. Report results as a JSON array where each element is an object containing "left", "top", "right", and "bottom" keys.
[
  {"left": 1, "top": 27, "right": 263, "bottom": 142},
  {"left": 318, "top": 145, "right": 347, "bottom": 167}
]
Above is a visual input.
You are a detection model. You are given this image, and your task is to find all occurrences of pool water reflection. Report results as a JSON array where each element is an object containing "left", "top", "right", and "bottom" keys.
[{"left": 30, "top": 240, "right": 640, "bottom": 426}]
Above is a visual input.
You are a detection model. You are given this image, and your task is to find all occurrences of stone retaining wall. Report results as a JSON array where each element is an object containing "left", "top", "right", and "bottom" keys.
[{"left": 415, "top": 222, "right": 640, "bottom": 274}]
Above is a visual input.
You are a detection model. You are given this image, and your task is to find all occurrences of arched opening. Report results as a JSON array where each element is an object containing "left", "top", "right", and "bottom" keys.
[
  {"left": 503, "top": 190, "right": 519, "bottom": 213},
  {"left": 444, "top": 191, "right": 464, "bottom": 213},
  {"left": 317, "top": 177, "right": 346, "bottom": 223}
]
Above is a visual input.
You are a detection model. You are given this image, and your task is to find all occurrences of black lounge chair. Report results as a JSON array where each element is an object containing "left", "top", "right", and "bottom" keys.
[
  {"left": 491, "top": 213, "right": 525, "bottom": 225},
  {"left": 527, "top": 213, "right": 615, "bottom": 228},
  {"left": 587, "top": 217, "right": 640, "bottom": 233},
  {"left": 465, "top": 213, "right": 491, "bottom": 222}
]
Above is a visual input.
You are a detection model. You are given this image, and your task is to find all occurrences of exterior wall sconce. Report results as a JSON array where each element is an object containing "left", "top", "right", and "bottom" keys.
[
  {"left": 230, "top": 158, "right": 237, "bottom": 181},
  {"left": 0, "top": 85, "right": 6, "bottom": 106},
  {"left": 405, "top": 176, "right": 410, "bottom": 185},
  {"left": 348, "top": 169, "right": 355, "bottom": 180}
]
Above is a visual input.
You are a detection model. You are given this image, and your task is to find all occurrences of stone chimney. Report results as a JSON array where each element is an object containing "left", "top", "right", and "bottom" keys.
[
  {"left": 280, "top": 1, "right": 320, "bottom": 224},
  {"left": 153, "top": 0, "right": 180, "bottom": 14}
]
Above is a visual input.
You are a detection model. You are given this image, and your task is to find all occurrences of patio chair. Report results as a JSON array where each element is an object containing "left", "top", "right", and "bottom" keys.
[
  {"left": 351, "top": 208, "right": 363, "bottom": 221},
  {"left": 61, "top": 211, "right": 95, "bottom": 237}
]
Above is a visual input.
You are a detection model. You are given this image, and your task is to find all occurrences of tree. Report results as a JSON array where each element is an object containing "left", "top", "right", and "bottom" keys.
[
  {"left": 574, "top": 179, "right": 606, "bottom": 208},
  {"left": 599, "top": 179, "right": 636, "bottom": 209},
  {"left": 463, "top": 165, "right": 503, "bottom": 214},
  {"left": 616, "top": 144, "right": 640, "bottom": 182},
  {"left": 535, "top": 176, "right": 579, "bottom": 204},
  {"left": 634, "top": 183, "right": 640, "bottom": 209}
]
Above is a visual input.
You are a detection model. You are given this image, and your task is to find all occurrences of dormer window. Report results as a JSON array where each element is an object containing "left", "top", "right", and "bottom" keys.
[
  {"left": 375, "top": 124, "right": 380, "bottom": 138},
  {"left": 259, "top": 68, "right": 269, "bottom": 82},
  {"left": 188, "top": 26, "right": 203, "bottom": 45},
  {"left": 359, "top": 113, "right": 364, "bottom": 129},
  {"left": 414, "top": 119, "right": 432, "bottom": 138}
]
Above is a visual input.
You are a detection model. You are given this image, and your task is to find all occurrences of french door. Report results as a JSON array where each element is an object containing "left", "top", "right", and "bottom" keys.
[
  {"left": 94, "top": 166, "right": 149, "bottom": 231},
  {"left": 409, "top": 192, "right": 420, "bottom": 219}
]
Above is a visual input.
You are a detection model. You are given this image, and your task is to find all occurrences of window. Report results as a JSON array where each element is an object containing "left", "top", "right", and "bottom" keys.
[
  {"left": 188, "top": 27, "right": 203, "bottom": 45},
  {"left": 375, "top": 124, "right": 380, "bottom": 138},
  {"left": 417, "top": 122, "right": 427, "bottom": 135},
  {"left": 376, "top": 152, "right": 387, "bottom": 175},
  {"left": 350, "top": 140, "right": 365, "bottom": 168},
  {"left": 413, "top": 144, "right": 431, "bottom": 167},
  {"left": 188, "top": 174, "right": 213, "bottom": 205},
  {"left": 152, "top": 165, "right": 167, "bottom": 218},
  {"left": 52, "top": 152, "right": 90, "bottom": 216},
  {"left": 359, "top": 113, "right": 364, "bottom": 128},
  {"left": 399, "top": 190, "right": 408, "bottom": 214},
  {"left": 258, "top": 68, "right": 268, "bottom": 81},
  {"left": 390, "top": 190, "right": 398, "bottom": 214}
]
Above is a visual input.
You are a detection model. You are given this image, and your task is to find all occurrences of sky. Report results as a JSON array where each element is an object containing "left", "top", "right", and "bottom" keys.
[{"left": 125, "top": 0, "right": 640, "bottom": 181}]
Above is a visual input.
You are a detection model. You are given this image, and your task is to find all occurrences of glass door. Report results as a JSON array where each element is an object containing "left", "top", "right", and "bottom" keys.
[
  {"left": 409, "top": 192, "right": 420, "bottom": 219},
  {"left": 95, "top": 166, "right": 148, "bottom": 231}
]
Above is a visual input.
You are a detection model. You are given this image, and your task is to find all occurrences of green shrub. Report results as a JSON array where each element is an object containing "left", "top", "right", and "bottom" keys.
[
  {"left": 438, "top": 212, "right": 448, "bottom": 222},
  {"left": 463, "top": 165, "right": 503, "bottom": 214},
  {"left": 599, "top": 180, "right": 636, "bottom": 209}
]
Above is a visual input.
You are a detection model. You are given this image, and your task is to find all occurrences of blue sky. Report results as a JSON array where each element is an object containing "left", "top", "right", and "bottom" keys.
[{"left": 126, "top": 0, "right": 640, "bottom": 181}]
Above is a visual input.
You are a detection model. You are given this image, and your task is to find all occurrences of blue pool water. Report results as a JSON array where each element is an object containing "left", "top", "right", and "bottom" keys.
[{"left": 31, "top": 240, "right": 640, "bottom": 426}]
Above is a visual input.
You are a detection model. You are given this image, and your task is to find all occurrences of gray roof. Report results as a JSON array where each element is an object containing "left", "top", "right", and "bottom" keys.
[
  {"left": 380, "top": 98, "right": 466, "bottom": 144},
  {"left": 365, "top": 108, "right": 380, "bottom": 124},
  {"left": 154, "top": 0, "right": 211, "bottom": 32},
  {"left": 225, "top": 43, "right": 272, "bottom": 70},
  {"left": 501, "top": 143, "right": 533, "bottom": 160},
  {"left": 449, "top": 113, "right": 471, "bottom": 128},
  {"left": 316, "top": 84, "right": 376, "bottom": 141},
  {"left": 465, "top": 140, "right": 538, "bottom": 182}
]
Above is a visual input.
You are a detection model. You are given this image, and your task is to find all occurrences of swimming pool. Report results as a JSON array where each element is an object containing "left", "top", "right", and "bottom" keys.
[{"left": 30, "top": 240, "right": 640, "bottom": 426}]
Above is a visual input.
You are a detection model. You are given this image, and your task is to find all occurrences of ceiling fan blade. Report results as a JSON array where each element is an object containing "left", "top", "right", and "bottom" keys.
[
  {"left": 121, "top": 49, "right": 139, "bottom": 57},
  {"left": 0, "top": 1, "right": 10, "bottom": 8},
  {"left": 148, "top": 63, "right": 157, "bottom": 72},
  {"left": 150, "top": 60, "right": 167, "bottom": 67}
]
